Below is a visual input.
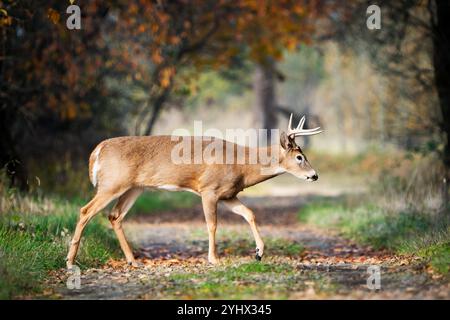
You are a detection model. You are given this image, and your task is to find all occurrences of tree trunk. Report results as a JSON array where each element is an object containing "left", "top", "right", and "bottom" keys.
[
  {"left": 432, "top": 0, "right": 450, "bottom": 210},
  {"left": 253, "top": 60, "right": 278, "bottom": 142},
  {"left": 0, "top": 109, "right": 29, "bottom": 191},
  {"left": 143, "top": 85, "right": 172, "bottom": 136}
]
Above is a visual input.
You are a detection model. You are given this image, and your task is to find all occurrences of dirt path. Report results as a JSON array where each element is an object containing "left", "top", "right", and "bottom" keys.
[{"left": 48, "top": 196, "right": 449, "bottom": 299}]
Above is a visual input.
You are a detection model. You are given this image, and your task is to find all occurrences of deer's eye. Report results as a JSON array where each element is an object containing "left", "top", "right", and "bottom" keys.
[{"left": 295, "top": 155, "right": 304, "bottom": 163}]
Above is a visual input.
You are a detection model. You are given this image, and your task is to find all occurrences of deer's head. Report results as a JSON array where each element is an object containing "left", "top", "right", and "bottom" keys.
[{"left": 278, "top": 114, "right": 322, "bottom": 182}]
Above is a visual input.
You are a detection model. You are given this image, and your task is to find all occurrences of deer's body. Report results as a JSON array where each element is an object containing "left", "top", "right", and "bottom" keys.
[
  {"left": 66, "top": 115, "right": 322, "bottom": 268},
  {"left": 89, "top": 136, "right": 277, "bottom": 200}
]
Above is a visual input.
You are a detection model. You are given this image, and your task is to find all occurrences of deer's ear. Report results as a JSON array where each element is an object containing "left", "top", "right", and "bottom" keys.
[{"left": 280, "top": 132, "right": 295, "bottom": 150}]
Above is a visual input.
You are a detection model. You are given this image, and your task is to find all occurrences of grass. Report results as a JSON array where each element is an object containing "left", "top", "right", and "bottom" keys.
[
  {"left": 298, "top": 199, "right": 450, "bottom": 275},
  {"left": 400, "top": 230, "right": 450, "bottom": 274},
  {"left": 163, "top": 260, "right": 341, "bottom": 299},
  {"left": 129, "top": 191, "right": 199, "bottom": 216},
  {"left": 189, "top": 227, "right": 304, "bottom": 257},
  {"left": 0, "top": 189, "right": 122, "bottom": 299},
  {"left": 1, "top": 150, "right": 448, "bottom": 299},
  {"left": 0, "top": 170, "right": 202, "bottom": 299},
  {"left": 217, "top": 237, "right": 303, "bottom": 257},
  {"left": 167, "top": 261, "right": 297, "bottom": 299},
  {"left": 0, "top": 185, "right": 200, "bottom": 299},
  {"left": 159, "top": 236, "right": 305, "bottom": 299},
  {"left": 69, "top": 190, "right": 200, "bottom": 217}
]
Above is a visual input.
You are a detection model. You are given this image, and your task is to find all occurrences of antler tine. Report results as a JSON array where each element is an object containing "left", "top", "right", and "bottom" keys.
[
  {"left": 296, "top": 116, "right": 306, "bottom": 130},
  {"left": 287, "top": 114, "right": 323, "bottom": 137},
  {"left": 288, "top": 113, "right": 293, "bottom": 131},
  {"left": 299, "top": 126, "right": 322, "bottom": 133}
]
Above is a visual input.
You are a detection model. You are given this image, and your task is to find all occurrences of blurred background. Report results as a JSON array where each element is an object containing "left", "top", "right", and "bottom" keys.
[
  {"left": 0, "top": 0, "right": 449, "bottom": 299},
  {"left": 1, "top": 0, "right": 448, "bottom": 198}
]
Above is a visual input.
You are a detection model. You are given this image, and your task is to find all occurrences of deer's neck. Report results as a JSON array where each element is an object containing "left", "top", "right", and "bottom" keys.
[{"left": 242, "top": 145, "right": 285, "bottom": 188}]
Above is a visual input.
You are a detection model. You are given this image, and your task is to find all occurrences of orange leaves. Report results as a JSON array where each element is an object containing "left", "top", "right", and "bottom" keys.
[
  {"left": 0, "top": 15, "right": 12, "bottom": 26},
  {"left": 0, "top": 8, "right": 12, "bottom": 26},
  {"left": 129, "top": 4, "right": 139, "bottom": 15},
  {"left": 137, "top": 24, "right": 146, "bottom": 33},
  {"left": 159, "top": 67, "right": 176, "bottom": 88},
  {"left": 48, "top": 94, "right": 58, "bottom": 111},
  {"left": 19, "top": 0, "right": 328, "bottom": 124},
  {"left": 65, "top": 101, "right": 77, "bottom": 120},
  {"left": 156, "top": 11, "right": 170, "bottom": 25},
  {"left": 169, "top": 35, "right": 181, "bottom": 45},
  {"left": 216, "top": 0, "right": 320, "bottom": 64},
  {"left": 150, "top": 22, "right": 160, "bottom": 34},
  {"left": 151, "top": 50, "right": 164, "bottom": 65},
  {"left": 292, "top": 4, "right": 306, "bottom": 16},
  {"left": 47, "top": 8, "right": 60, "bottom": 25},
  {"left": 110, "top": 0, "right": 326, "bottom": 96},
  {"left": 285, "top": 37, "right": 298, "bottom": 51}
]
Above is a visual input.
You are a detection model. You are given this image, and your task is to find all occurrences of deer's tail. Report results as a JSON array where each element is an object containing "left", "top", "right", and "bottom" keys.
[{"left": 88, "top": 143, "right": 104, "bottom": 187}]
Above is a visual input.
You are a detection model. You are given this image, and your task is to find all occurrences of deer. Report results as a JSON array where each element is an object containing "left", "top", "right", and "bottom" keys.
[{"left": 66, "top": 114, "right": 322, "bottom": 268}]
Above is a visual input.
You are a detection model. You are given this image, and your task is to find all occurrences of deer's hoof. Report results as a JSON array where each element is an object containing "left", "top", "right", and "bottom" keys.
[
  {"left": 255, "top": 248, "right": 263, "bottom": 261},
  {"left": 128, "top": 260, "right": 143, "bottom": 268},
  {"left": 208, "top": 259, "right": 220, "bottom": 265}
]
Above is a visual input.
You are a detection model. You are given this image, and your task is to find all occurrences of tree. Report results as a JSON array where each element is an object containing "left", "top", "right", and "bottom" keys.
[
  {"left": 432, "top": 1, "right": 450, "bottom": 180},
  {"left": 0, "top": 0, "right": 113, "bottom": 189},
  {"left": 324, "top": 0, "right": 450, "bottom": 188},
  {"left": 0, "top": 0, "right": 325, "bottom": 188},
  {"left": 112, "top": 0, "right": 324, "bottom": 134},
  {"left": 253, "top": 59, "right": 278, "bottom": 140}
]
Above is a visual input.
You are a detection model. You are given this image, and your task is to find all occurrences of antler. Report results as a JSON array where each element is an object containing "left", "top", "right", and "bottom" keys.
[{"left": 287, "top": 114, "right": 323, "bottom": 138}]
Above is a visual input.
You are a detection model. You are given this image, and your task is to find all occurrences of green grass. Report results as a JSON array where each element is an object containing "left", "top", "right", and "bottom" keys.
[
  {"left": 218, "top": 237, "right": 304, "bottom": 257},
  {"left": 164, "top": 260, "right": 340, "bottom": 299},
  {"left": 129, "top": 191, "right": 199, "bottom": 216},
  {"left": 298, "top": 200, "right": 450, "bottom": 275},
  {"left": 70, "top": 190, "right": 199, "bottom": 217},
  {"left": 167, "top": 261, "right": 296, "bottom": 299},
  {"left": 0, "top": 187, "right": 200, "bottom": 299},
  {"left": 0, "top": 194, "right": 121, "bottom": 299},
  {"left": 189, "top": 227, "right": 304, "bottom": 257},
  {"left": 400, "top": 230, "right": 450, "bottom": 274}
]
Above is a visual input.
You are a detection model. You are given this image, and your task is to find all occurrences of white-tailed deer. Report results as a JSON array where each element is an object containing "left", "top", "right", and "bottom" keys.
[{"left": 66, "top": 114, "right": 322, "bottom": 268}]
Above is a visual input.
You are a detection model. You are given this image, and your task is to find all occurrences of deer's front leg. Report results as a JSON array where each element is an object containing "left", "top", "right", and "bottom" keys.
[
  {"left": 201, "top": 192, "right": 219, "bottom": 264},
  {"left": 223, "top": 197, "right": 264, "bottom": 261}
]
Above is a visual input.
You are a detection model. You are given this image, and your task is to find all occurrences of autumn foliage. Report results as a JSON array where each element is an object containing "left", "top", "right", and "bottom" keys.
[{"left": 0, "top": 0, "right": 326, "bottom": 188}]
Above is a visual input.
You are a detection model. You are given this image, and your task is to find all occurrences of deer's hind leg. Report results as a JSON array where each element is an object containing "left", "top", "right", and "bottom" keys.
[
  {"left": 108, "top": 187, "right": 143, "bottom": 266},
  {"left": 67, "top": 189, "right": 123, "bottom": 269}
]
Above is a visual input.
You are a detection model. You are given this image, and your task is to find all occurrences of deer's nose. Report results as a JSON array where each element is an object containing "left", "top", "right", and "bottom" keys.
[{"left": 311, "top": 174, "right": 318, "bottom": 181}]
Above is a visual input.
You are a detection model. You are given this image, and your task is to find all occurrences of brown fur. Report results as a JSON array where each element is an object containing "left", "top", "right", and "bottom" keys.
[{"left": 67, "top": 134, "right": 318, "bottom": 267}]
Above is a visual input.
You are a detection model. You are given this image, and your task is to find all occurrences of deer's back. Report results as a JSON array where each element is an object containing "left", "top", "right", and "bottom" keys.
[{"left": 91, "top": 136, "right": 247, "bottom": 198}]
